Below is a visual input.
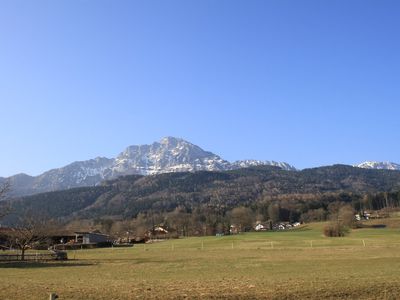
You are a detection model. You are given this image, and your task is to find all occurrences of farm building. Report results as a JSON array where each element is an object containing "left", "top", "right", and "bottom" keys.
[
  {"left": 74, "top": 231, "right": 111, "bottom": 245},
  {"left": 146, "top": 226, "right": 169, "bottom": 239},
  {"left": 48, "top": 232, "right": 76, "bottom": 245}
]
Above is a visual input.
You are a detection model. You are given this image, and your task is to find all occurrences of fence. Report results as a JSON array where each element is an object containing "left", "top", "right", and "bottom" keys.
[{"left": 0, "top": 251, "right": 67, "bottom": 262}]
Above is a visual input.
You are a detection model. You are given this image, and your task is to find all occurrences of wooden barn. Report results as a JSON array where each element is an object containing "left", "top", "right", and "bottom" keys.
[{"left": 74, "top": 231, "right": 111, "bottom": 245}]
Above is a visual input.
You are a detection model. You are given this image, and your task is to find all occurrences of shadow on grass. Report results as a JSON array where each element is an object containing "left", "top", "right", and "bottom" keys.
[
  {"left": 359, "top": 224, "right": 387, "bottom": 229},
  {"left": 0, "top": 261, "right": 94, "bottom": 269},
  {"left": 89, "top": 257, "right": 187, "bottom": 264},
  {"left": 289, "top": 226, "right": 312, "bottom": 232}
]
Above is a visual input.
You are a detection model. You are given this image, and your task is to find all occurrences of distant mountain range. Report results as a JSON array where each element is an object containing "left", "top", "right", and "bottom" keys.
[
  {"left": 0, "top": 137, "right": 296, "bottom": 197},
  {"left": 0, "top": 137, "right": 398, "bottom": 198},
  {"left": 355, "top": 161, "right": 400, "bottom": 171}
]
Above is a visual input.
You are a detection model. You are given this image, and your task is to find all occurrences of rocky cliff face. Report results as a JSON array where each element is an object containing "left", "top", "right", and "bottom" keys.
[{"left": 111, "top": 137, "right": 231, "bottom": 175}]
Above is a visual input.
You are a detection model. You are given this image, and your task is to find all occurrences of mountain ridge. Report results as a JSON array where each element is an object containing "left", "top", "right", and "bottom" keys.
[
  {"left": 0, "top": 137, "right": 296, "bottom": 197},
  {"left": 5, "top": 164, "right": 400, "bottom": 223},
  {"left": 355, "top": 161, "right": 400, "bottom": 171}
]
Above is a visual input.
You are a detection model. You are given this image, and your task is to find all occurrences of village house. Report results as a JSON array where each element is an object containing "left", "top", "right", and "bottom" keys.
[
  {"left": 146, "top": 226, "right": 169, "bottom": 240},
  {"left": 230, "top": 225, "right": 239, "bottom": 234},
  {"left": 254, "top": 223, "right": 268, "bottom": 231}
]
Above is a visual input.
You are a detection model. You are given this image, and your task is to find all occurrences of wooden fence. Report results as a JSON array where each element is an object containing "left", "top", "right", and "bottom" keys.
[{"left": 0, "top": 251, "right": 67, "bottom": 262}]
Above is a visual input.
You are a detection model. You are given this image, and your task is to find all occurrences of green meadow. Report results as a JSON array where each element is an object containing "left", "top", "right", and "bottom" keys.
[{"left": 1, "top": 220, "right": 400, "bottom": 299}]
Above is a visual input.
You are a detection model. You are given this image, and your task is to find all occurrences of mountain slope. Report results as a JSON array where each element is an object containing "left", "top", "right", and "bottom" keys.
[
  {"left": 231, "top": 160, "right": 297, "bottom": 171},
  {"left": 6, "top": 165, "right": 400, "bottom": 222},
  {"left": 1, "top": 137, "right": 295, "bottom": 197}
]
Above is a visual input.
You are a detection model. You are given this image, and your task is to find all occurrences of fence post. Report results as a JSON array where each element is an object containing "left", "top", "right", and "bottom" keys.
[{"left": 49, "top": 293, "right": 58, "bottom": 300}]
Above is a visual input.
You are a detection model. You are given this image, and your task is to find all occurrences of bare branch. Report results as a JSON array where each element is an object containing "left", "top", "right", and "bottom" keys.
[{"left": 6, "top": 211, "right": 59, "bottom": 260}]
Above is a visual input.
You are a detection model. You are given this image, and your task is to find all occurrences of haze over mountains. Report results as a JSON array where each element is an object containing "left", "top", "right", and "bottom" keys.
[{"left": 0, "top": 136, "right": 398, "bottom": 198}]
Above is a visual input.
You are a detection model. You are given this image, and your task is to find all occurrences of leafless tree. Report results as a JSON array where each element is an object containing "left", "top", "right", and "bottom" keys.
[
  {"left": 323, "top": 204, "right": 355, "bottom": 237},
  {"left": 6, "top": 212, "right": 58, "bottom": 260},
  {"left": 230, "top": 207, "right": 254, "bottom": 232}
]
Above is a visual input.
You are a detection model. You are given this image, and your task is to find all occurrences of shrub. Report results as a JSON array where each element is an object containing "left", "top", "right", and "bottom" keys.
[{"left": 323, "top": 222, "right": 349, "bottom": 237}]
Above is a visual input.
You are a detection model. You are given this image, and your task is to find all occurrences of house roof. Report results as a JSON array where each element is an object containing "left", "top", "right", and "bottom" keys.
[
  {"left": 74, "top": 231, "right": 110, "bottom": 237},
  {"left": 153, "top": 227, "right": 168, "bottom": 233}
]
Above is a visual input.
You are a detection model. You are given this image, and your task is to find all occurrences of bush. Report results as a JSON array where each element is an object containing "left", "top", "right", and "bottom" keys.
[{"left": 323, "top": 222, "right": 349, "bottom": 237}]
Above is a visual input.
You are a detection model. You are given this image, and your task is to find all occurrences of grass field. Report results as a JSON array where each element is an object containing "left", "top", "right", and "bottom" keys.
[{"left": 1, "top": 220, "right": 400, "bottom": 299}]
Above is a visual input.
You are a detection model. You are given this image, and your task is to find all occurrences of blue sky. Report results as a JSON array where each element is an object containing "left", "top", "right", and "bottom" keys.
[{"left": 1, "top": 0, "right": 399, "bottom": 177}]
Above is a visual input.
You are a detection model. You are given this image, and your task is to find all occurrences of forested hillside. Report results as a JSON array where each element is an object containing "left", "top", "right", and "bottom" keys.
[{"left": 3, "top": 165, "right": 400, "bottom": 229}]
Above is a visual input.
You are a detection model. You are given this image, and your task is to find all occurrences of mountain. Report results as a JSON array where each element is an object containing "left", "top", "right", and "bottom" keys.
[
  {"left": 6, "top": 164, "right": 400, "bottom": 222},
  {"left": 231, "top": 160, "right": 297, "bottom": 171},
  {"left": 112, "top": 137, "right": 231, "bottom": 175},
  {"left": 1, "top": 137, "right": 295, "bottom": 197},
  {"left": 355, "top": 161, "right": 400, "bottom": 171}
]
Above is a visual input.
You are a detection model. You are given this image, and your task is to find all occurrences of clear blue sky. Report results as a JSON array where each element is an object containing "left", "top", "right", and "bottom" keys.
[{"left": 1, "top": 0, "right": 399, "bottom": 177}]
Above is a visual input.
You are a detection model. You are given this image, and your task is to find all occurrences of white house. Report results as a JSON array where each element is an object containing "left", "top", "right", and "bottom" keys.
[{"left": 255, "top": 223, "right": 268, "bottom": 231}]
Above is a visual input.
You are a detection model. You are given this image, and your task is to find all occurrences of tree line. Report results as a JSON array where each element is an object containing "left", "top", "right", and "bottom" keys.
[{"left": 69, "top": 190, "right": 400, "bottom": 239}]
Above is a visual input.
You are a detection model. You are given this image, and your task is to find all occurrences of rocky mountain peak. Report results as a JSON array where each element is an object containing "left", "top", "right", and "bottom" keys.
[
  {"left": 355, "top": 161, "right": 400, "bottom": 170},
  {"left": 3, "top": 137, "right": 297, "bottom": 197}
]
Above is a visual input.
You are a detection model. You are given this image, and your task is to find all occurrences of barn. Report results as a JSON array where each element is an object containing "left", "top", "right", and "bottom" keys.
[{"left": 74, "top": 231, "right": 111, "bottom": 245}]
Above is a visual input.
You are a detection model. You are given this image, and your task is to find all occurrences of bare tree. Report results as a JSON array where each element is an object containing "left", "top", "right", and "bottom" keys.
[
  {"left": 7, "top": 213, "right": 57, "bottom": 260},
  {"left": 323, "top": 204, "right": 355, "bottom": 237},
  {"left": 230, "top": 207, "right": 254, "bottom": 232}
]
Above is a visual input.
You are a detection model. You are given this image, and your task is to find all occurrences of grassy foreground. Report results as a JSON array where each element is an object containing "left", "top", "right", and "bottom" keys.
[{"left": 1, "top": 221, "right": 400, "bottom": 299}]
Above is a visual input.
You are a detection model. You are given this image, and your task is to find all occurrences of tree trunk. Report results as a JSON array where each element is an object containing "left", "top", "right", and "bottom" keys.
[{"left": 21, "top": 247, "right": 26, "bottom": 261}]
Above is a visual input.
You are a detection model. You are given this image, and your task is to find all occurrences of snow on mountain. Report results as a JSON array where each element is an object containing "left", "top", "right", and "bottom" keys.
[
  {"left": 355, "top": 161, "right": 400, "bottom": 171},
  {"left": 3, "top": 137, "right": 296, "bottom": 197},
  {"left": 231, "top": 160, "right": 297, "bottom": 171},
  {"left": 112, "top": 137, "right": 231, "bottom": 175}
]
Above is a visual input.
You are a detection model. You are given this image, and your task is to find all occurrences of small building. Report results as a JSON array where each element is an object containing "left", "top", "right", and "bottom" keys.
[
  {"left": 230, "top": 225, "right": 240, "bottom": 234},
  {"left": 255, "top": 223, "right": 268, "bottom": 231},
  {"left": 153, "top": 227, "right": 168, "bottom": 234},
  {"left": 48, "top": 231, "right": 76, "bottom": 245},
  {"left": 363, "top": 211, "right": 371, "bottom": 219},
  {"left": 74, "top": 231, "right": 111, "bottom": 245},
  {"left": 146, "top": 226, "right": 169, "bottom": 240}
]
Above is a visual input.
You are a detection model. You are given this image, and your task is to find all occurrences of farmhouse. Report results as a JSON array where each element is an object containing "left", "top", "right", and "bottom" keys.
[
  {"left": 146, "top": 226, "right": 169, "bottom": 239},
  {"left": 255, "top": 223, "right": 268, "bottom": 231}
]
